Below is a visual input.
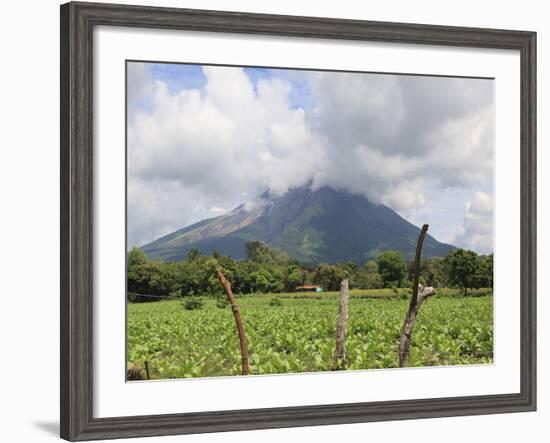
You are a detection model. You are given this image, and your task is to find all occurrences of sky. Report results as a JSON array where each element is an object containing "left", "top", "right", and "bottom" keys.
[{"left": 127, "top": 62, "right": 494, "bottom": 254}]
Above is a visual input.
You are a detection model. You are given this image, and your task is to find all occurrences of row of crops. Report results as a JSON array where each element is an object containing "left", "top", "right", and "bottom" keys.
[{"left": 127, "top": 291, "right": 493, "bottom": 379}]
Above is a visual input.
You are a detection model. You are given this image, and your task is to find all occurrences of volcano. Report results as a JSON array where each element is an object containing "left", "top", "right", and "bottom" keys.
[{"left": 141, "top": 185, "right": 454, "bottom": 264}]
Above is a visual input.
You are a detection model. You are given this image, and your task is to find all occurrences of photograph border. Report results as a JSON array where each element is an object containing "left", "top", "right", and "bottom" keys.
[
  {"left": 60, "top": 2, "right": 536, "bottom": 440},
  {"left": 123, "top": 57, "right": 496, "bottom": 382}
]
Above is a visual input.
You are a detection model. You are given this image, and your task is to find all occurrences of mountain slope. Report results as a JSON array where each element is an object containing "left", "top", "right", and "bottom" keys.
[{"left": 141, "top": 186, "right": 454, "bottom": 264}]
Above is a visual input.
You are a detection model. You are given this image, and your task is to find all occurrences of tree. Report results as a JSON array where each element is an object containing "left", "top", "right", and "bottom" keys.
[
  {"left": 250, "top": 268, "right": 275, "bottom": 293},
  {"left": 127, "top": 247, "right": 157, "bottom": 299},
  {"left": 444, "top": 249, "right": 479, "bottom": 296},
  {"left": 376, "top": 251, "right": 407, "bottom": 287},
  {"left": 415, "top": 257, "right": 446, "bottom": 287},
  {"left": 245, "top": 241, "right": 271, "bottom": 263},
  {"left": 127, "top": 260, "right": 166, "bottom": 297},
  {"left": 312, "top": 264, "right": 344, "bottom": 291},
  {"left": 127, "top": 238, "right": 495, "bottom": 302},
  {"left": 474, "top": 253, "right": 493, "bottom": 288},
  {"left": 187, "top": 247, "right": 202, "bottom": 261},
  {"left": 364, "top": 260, "right": 383, "bottom": 289},
  {"left": 285, "top": 266, "right": 304, "bottom": 291},
  {"left": 127, "top": 246, "right": 148, "bottom": 266},
  {"left": 244, "top": 240, "right": 288, "bottom": 264},
  {"left": 231, "top": 260, "right": 258, "bottom": 294},
  {"left": 365, "top": 260, "right": 378, "bottom": 274}
]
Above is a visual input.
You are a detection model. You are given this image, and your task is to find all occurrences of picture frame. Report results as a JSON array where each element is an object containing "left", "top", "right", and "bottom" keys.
[{"left": 60, "top": 1, "right": 536, "bottom": 441}]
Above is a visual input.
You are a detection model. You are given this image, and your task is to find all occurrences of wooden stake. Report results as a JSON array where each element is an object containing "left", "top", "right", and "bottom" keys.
[
  {"left": 399, "top": 224, "right": 436, "bottom": 367},
  {"left": 217, "top": 270, "right": 250, "bottom": 375},
  {"left": 333, "top": 278, "right": 350, "bottom": 369},
  {"left": 144, "top": 360, "right": 151, "bottom": 380}
]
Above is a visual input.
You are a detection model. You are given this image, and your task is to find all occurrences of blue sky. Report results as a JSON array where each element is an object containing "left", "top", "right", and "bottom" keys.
[
  {"left": 131, "top": 63, "right": 316, "bottom": 113},
  {"left": 150, "top": 63, "right": 207, "bottom": 92},
  {"left": 127, "top": 62, "right": 494, "bottom": 254}
]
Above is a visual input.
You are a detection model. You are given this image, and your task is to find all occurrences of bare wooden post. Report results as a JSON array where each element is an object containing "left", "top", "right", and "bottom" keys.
[
  {"left": 399, "top": 224, "right": 436, "bottom": 367},
  {"left": 217, "top": 269, "right": 250, "bottom": 376},
  {"left": 333, "top": 278, "right": 350, "bottom": 369},
  {"left": 144, "top": 361, "right": 151, "bottom": 380}
]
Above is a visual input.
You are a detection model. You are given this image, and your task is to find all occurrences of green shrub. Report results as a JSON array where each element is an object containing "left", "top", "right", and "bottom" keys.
[
  {"left": 469, "top": 288, "right": 493, "bottom": 297},
  {"left": 441, "top": 288, "right": 462, "bottom": 297},
  {"left": 215, "top": 298, "right": 228, "bottom": 309},
  {"left": 127, "top": 293, "right": 162, "bottom": 303},
  {"left": 183, "top": 297, "right": 204, "bottom": 310},
  {"left": 398, "top": 289, "right": 410, "bottom": 299}
]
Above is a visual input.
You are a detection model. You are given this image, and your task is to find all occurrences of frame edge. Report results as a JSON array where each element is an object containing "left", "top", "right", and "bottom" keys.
[
  {"left": 519, "top": 30, "right": 537, "bottom": 413},
  {"left": 61, "top": 1, "right": 96, "bottom": 440},
  {"left": 60, "top": 2, "right": 537, "bottom": 440}
]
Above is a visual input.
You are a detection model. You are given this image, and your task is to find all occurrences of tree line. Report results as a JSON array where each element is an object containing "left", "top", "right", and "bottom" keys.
[{"left": 127, "top": 240, "right": 493, "bottom": 300}]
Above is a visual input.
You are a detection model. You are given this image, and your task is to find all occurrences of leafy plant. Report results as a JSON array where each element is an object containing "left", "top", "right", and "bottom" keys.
[
  {"left": 128, "top": 290, "right": 493, "bottom": 380},
  {"left": 182, "top": 297, "right": 204, "bottom": 310},
  {"left": 215, "top": 298, "right": 228, "bottom": 309}
]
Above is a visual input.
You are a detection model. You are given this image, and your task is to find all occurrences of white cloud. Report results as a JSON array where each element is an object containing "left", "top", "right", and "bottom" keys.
[
  {"left": 128, "top": 65, "right": 325, "bottom": 246},
  {"left": 302, "top": 71, "right": 493, "bottom": 207},
  {"left": 453, "top": 191, "right": 494, "bottom": 254},
  {"left": 127, "top": 63, "right": 494, "bottom": 252}
]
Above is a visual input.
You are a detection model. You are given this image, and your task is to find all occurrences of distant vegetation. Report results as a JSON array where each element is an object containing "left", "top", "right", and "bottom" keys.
[{"left": 127, "top": 240, "right": 493, "bottom": 300}]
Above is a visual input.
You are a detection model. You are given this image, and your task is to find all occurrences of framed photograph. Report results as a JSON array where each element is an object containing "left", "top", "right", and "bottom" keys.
[{"left": 60, "top": 1, "right": 536, "bottom": 441}]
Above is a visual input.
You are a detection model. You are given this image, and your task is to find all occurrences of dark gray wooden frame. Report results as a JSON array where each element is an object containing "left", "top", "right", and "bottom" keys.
[{"left": 60, "top": 1, "right": 537, "bottom": 441}]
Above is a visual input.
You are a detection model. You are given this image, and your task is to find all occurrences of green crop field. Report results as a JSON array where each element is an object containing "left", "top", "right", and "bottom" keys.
[{"left": 127, "top": 290, "right": 493, "bottom": 379}]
